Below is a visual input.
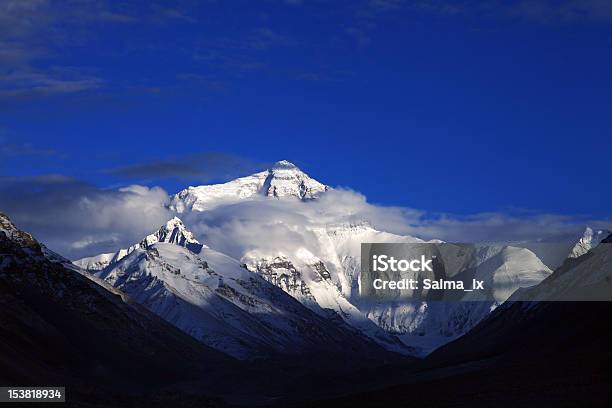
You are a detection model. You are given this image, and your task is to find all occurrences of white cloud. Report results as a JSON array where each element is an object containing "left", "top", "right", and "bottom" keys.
[
  {"left": 0, "top": 177, "right": 172, "bottom": 259},
  {"left": 181, "top": 188, "right": 610, "bottom": 264},
  {"left": 2, "top": 175, "right": 609, "bottom": 262}
]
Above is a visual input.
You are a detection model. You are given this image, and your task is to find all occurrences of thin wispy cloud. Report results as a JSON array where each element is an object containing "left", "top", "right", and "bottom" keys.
[
  {"left": 406, "top": 0, "right": 612, "bottom": 24},
  {"left": 106, "top": 153, "right": 266, "bottom": 184},
  {"left": 97, "top": 10, "right": 138, "bottom": 24},
  {"left": 341, "top": 0, "right": 612, "bottom": 49},
  {"left": 505, "top": 0, "right": 612, "bottom": 23},
  {"left": 0, "top": 70, "right": 102, "bottom": 101},
  {"left": 176, "top": 73, "right": 229, "bottom": 92},
  {"left": 191, "top": 26, "right": 297, "bottom": 81},
  {"left": 152, "top": 6, "right": 196, "bottom": 23},
  {"left": 407, "top": 211, "right": 612, "bottom": 244},
  {"left": 0, "top": 141, "right": 56, "bottom": 158},
  {"left": 0, "top": 0, "right": 196, "bottom": 103}
]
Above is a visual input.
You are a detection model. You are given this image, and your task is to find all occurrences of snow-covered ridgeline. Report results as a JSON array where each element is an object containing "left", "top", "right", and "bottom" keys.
[
  {"left": 75, "top": 217, "right": 203, "bottom": 271},
  {"left": 75, "top": 160, "right": 602, "bottom": 356},
  {"left": 169, "top": 160, "right": 328, "bottom": 212}
]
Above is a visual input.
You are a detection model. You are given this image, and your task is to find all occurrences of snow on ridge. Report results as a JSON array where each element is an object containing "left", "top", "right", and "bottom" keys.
[
  {"left": 271, "top": 159, "right": 298, "bottom": 169},
  {"left": 140, "top": 216, "right": 203, "bottom": 250},
  {"left": 0, "top": 212, "right": 37, "bottom": 247},
  {"left": 568, "top": 227, "right": 610, "bottom": 259},
  {"left": 169, "top": 160, "right": 328, "bottom": 212},
  {"left": 71, "top": 159, "right": 564, "bottom": 357},
  {"left": 74, "top": 216, "right": 203, "bottom": 271}
]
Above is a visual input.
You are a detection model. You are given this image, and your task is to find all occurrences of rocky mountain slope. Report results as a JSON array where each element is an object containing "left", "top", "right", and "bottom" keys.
[
  {"left": 76, "top": 161, "right": 550, "bottom": 355},
  {"left": 0, "top": 212, "right": 234, "bottom": 406},
  {"left": 341, "top": 241, "right": 551, "bottom": 354},
  {"left": 82, "top": 218, "right": 401, "bottom": 359},
  {"left": 161, "top": 162, "right": 554, "bottom": 354},
  {"left": 303, "top": 235, "right": 612, "bottom": 408},
  {"left": 568, "top": 226, "right": 610, "bottom": 259},
  {"left": 78, "top": 161, "right": 597, "bottom": 356}
]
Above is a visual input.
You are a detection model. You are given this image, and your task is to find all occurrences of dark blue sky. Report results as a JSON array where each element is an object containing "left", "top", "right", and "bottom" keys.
[{"left": 1, "top": 0, "right": 611, "bottom": 217}]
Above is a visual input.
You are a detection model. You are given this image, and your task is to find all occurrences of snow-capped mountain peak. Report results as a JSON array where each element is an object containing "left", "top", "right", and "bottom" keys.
[
  {"left": 170, "top": 160, "right": 328, "bottom": 212},
  {"left": 271, "top": 159, "right": 298, "bottom": 169},
  {"left": 140, "top": 216, "right": 202, "bottom": 251},
  {"left": 263, "top": 160, "right": 328, "bottom": 200},
  {"left": 0, "top": 212, "right": 38, "bottom": 248},
  {"left": 74, "top": 216, "right": 203, "bottom": 271},
  {"left": 76, "top": 219, "right": 394, "bottom": 359},
  {"left": 568, "top": 227, "right": 611, "bottom": 259}
]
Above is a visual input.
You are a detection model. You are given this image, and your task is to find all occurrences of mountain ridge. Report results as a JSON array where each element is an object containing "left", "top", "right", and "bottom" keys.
[
  {"left": 170, "top": 160, "right": 328, "bottom": 212},
  {"left": 74, "top": 162, "right": 602, "bottom": 357},
  {"left": 75, "top": 216, "right": 204, "bottom": 271},
  {"left": 75, "top": 161, "right": 562, "bottom": 356},
  {"left": 79, "top": 217, "right": 404, "bottom": 359},
  {"left": 0, "top": 212, "right": 236, "bottom": 405}
]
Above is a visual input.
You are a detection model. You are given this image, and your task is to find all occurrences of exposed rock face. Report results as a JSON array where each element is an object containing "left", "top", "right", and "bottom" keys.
[
  {"left": 313, "top": 240, "right": 612, "bottom": 408},
  {"left": 568, "top": 227, "right": 610, "bottom": 259},
  {"left": 244, "top": 256, "right": 315, "bottom": 300},
  {"left": 83, "top": 220, "right": 395, "bottom": 360},
  {"left": 0, "top": 212, "right": 233, "bottom": 402},
  {"left": 261, "top": 160, "right": 328, "bottom": 200},
  {"left": 0, "top": 211, "right": 39, "bottom": 249},
  {"left": 76, "top": 162, "right": 559, "bottom": 357},
  {"left": 140, "top": 216, "right": 203, "bottom": 251}
]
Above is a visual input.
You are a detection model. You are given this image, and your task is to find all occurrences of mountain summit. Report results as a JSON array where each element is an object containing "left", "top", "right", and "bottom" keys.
[
  {"left": 141, "top": 216, "right": 203, "bottom": 253},
  {"left": 75, "top": 215, "right": 396, "bottom": 360},
  {"left": 0, "top": 212, "right": 38, "bottom": 248},
  {"left": 271, "top": 159, "right": 298, "bottom": 169},
  {"left": 170, "top": 160, "right": 328, "bottom": 212},
  {"left": 568, "top": 227, "right": 610, "bottom": 259},
  {"left": 74, "top": 216, "right": 203, "bottom": 271}
]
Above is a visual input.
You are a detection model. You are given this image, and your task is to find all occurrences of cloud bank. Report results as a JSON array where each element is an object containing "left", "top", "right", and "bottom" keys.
[
  {"left": 1, "top": 175, "right": 609, "bottom": 261},
  {"left": 0, "top": 175, "right": 171, "bottom": 259},
  {"left": 182, "top": 188, "right": 611, "bottom": 263}
]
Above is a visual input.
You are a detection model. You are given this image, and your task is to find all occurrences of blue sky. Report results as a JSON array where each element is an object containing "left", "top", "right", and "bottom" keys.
[{"left": 1, "top": 0, "right": 611, "bottom": 218}]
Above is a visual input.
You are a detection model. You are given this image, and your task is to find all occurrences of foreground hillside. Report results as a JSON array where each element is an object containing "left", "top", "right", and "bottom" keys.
[
  {"left": 1, "top": 212, "right": 415, "bottom": 406},
  {"left": 299, "top": 238, "right": 612, "bottom": 407},
  {"left": 0, "top": 212, "right": 237, "bottom": 406}
]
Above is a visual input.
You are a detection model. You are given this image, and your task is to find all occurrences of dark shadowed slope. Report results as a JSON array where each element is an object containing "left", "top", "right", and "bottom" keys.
[
  {"left": 0, "top": 212, "right": 235, "bottom": 407},
  {"left": 427, "top": 239, "right": 612, "bottom": 365},
  {"left": 0, "top": 212, "right": 417, "bottom": 407},
  {"left": 298, "top": 239, "right": 612, "bottom": 407}
]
